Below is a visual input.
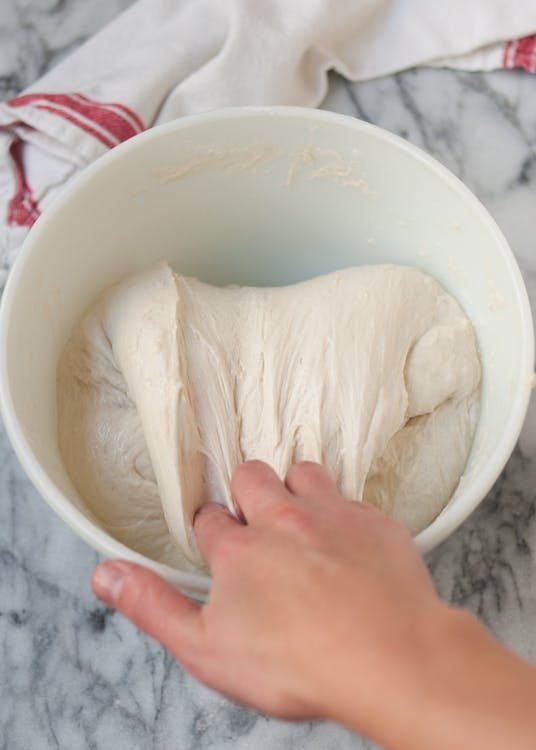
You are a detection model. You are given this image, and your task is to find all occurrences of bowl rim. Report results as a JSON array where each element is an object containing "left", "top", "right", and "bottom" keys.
[{"left": 0, "top": 104, "right": 533, "bottom": 595}]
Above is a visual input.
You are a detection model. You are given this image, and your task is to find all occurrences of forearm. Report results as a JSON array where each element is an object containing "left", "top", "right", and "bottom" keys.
[{"left": 332, "top": 606, "right": 536, "bottom": 750}]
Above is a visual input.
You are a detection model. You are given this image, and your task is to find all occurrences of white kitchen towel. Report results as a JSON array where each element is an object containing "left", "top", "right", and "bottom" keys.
[{"left": 1, "top": 0, "right": 536, "bottom": 284}]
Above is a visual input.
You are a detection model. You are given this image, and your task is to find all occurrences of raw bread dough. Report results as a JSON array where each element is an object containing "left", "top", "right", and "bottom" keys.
[{"left": 57, "top": 262, "right": 480, "bottom": 570}]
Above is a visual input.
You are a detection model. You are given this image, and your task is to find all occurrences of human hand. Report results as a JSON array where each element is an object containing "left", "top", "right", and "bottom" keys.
[
  {"left": 92, "top": 461, "right": 536, "bottom": 750},
  {"left": 92, "top": 462, "right": 443, "bottom": 734}
]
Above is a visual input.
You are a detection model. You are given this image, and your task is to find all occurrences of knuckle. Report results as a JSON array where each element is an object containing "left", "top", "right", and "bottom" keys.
[{"left": 272, "top": 502, "right": 317, "bottom": 540}]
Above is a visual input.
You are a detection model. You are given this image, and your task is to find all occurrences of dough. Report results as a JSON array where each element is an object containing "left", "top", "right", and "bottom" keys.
[{"left": 57, "top": 262, "right": 480, "bottom": 570}]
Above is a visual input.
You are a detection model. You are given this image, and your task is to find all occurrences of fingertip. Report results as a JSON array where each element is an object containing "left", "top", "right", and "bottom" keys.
[
  {"left": 92, "top": 559, "right": 137, "bottom": 608},
  {"left": 231, "top": 460, "right": 276, "bottom": 495},
  {"left": 231, "top": 461, "right": 290, "bottom": 524},
  {"left": 193, "top": 501, "right": 233, "bottom": 527},
  {"left": 194, "top": 501, "right": 242, "bottom": 568},
  {"left": 92, "top": 560, "right": 202, "bottom": 660}
]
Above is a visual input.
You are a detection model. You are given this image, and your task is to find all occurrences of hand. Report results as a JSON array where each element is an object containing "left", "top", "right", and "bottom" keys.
[
  {"left": 92, "top": 461, "right": 536, "bottom": 750},
  {"left": 91, "top": 461, "right": 443, "bottom": 737}
]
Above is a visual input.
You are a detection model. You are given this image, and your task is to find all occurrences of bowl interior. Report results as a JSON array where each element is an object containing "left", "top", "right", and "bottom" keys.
[{"left": 1, "top": 108, "right": 532, "bottom": 597}]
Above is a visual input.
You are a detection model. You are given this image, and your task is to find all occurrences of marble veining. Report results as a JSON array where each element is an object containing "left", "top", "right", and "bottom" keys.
[{"left": 1, "top": 2, "right": 536, "bottom": 748}]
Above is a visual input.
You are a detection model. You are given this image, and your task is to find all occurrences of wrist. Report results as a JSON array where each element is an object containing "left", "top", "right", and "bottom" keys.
[
  {"left": 318, "top": 600, "right": 453, "bottom": 741},
  {"left": 330, "top": 604, "right": 536, "bottom": 750}
]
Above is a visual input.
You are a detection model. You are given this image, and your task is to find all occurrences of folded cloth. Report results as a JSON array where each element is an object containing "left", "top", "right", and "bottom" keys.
[{"left": 1, "top": 0, "right": 536, "bottom": 284}]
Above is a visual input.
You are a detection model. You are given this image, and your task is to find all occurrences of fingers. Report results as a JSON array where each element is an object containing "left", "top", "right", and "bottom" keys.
[
  {"left": 231, "top": 460, "right": 292, "bottom": 524},
  {"left": 92, "top": 560, "right": 202, "bottom": 663},
  {"left": 194, "top": 502, "right": 243, "bottom": 569},
  {"left": 285, "top": 461, "right": 338, "bottom": 501}
]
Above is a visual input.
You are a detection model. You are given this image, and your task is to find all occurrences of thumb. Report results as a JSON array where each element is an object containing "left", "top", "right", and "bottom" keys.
[{"left": 92, "top": 560, "right": 203, "bottom": 664}]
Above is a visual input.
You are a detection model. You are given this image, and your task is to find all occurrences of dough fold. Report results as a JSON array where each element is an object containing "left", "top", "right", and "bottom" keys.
[{"left": 57, "top": 261, "right": 480, "bottom": 569}]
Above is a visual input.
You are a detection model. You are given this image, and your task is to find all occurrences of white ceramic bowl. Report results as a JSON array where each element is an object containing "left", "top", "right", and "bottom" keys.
[{"left": 0, "top": 107, "right": 533, "bottom": 599}]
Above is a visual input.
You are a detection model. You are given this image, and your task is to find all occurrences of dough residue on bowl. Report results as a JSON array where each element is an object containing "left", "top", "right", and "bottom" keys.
[{"left": 57, "top": 262, "right": 481, "bottom": 571}]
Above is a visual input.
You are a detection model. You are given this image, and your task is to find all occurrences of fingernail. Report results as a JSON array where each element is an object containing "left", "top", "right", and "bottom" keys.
[{"left": 92, "top": 561, "right": 130, "bottom": 607}]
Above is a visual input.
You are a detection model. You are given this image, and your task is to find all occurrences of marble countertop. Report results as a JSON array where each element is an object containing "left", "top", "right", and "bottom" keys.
[{"left": 1, "top": 2, "right": 536, "bottom": 748}]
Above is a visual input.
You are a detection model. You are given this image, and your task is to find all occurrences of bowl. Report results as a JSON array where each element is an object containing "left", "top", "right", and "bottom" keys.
[{"left": 0, "top": 107, "right": 533, "bottom": 599}]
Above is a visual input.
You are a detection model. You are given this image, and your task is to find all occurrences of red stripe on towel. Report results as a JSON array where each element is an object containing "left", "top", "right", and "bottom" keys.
[
  {"left": 34, "top": 104, "right": 117, "bottom": 148},
  {"left": 74, "top": 93, "right": 144, "bottom": 131},
  {"left": 503, "top": 35, "right": 536, "bottom": 73},
  {"left": 8, "top": 92, "right": 142, "bottom": 144},
  {"left": 7, "top": 139, "right": 40, "bottom": 228}
]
